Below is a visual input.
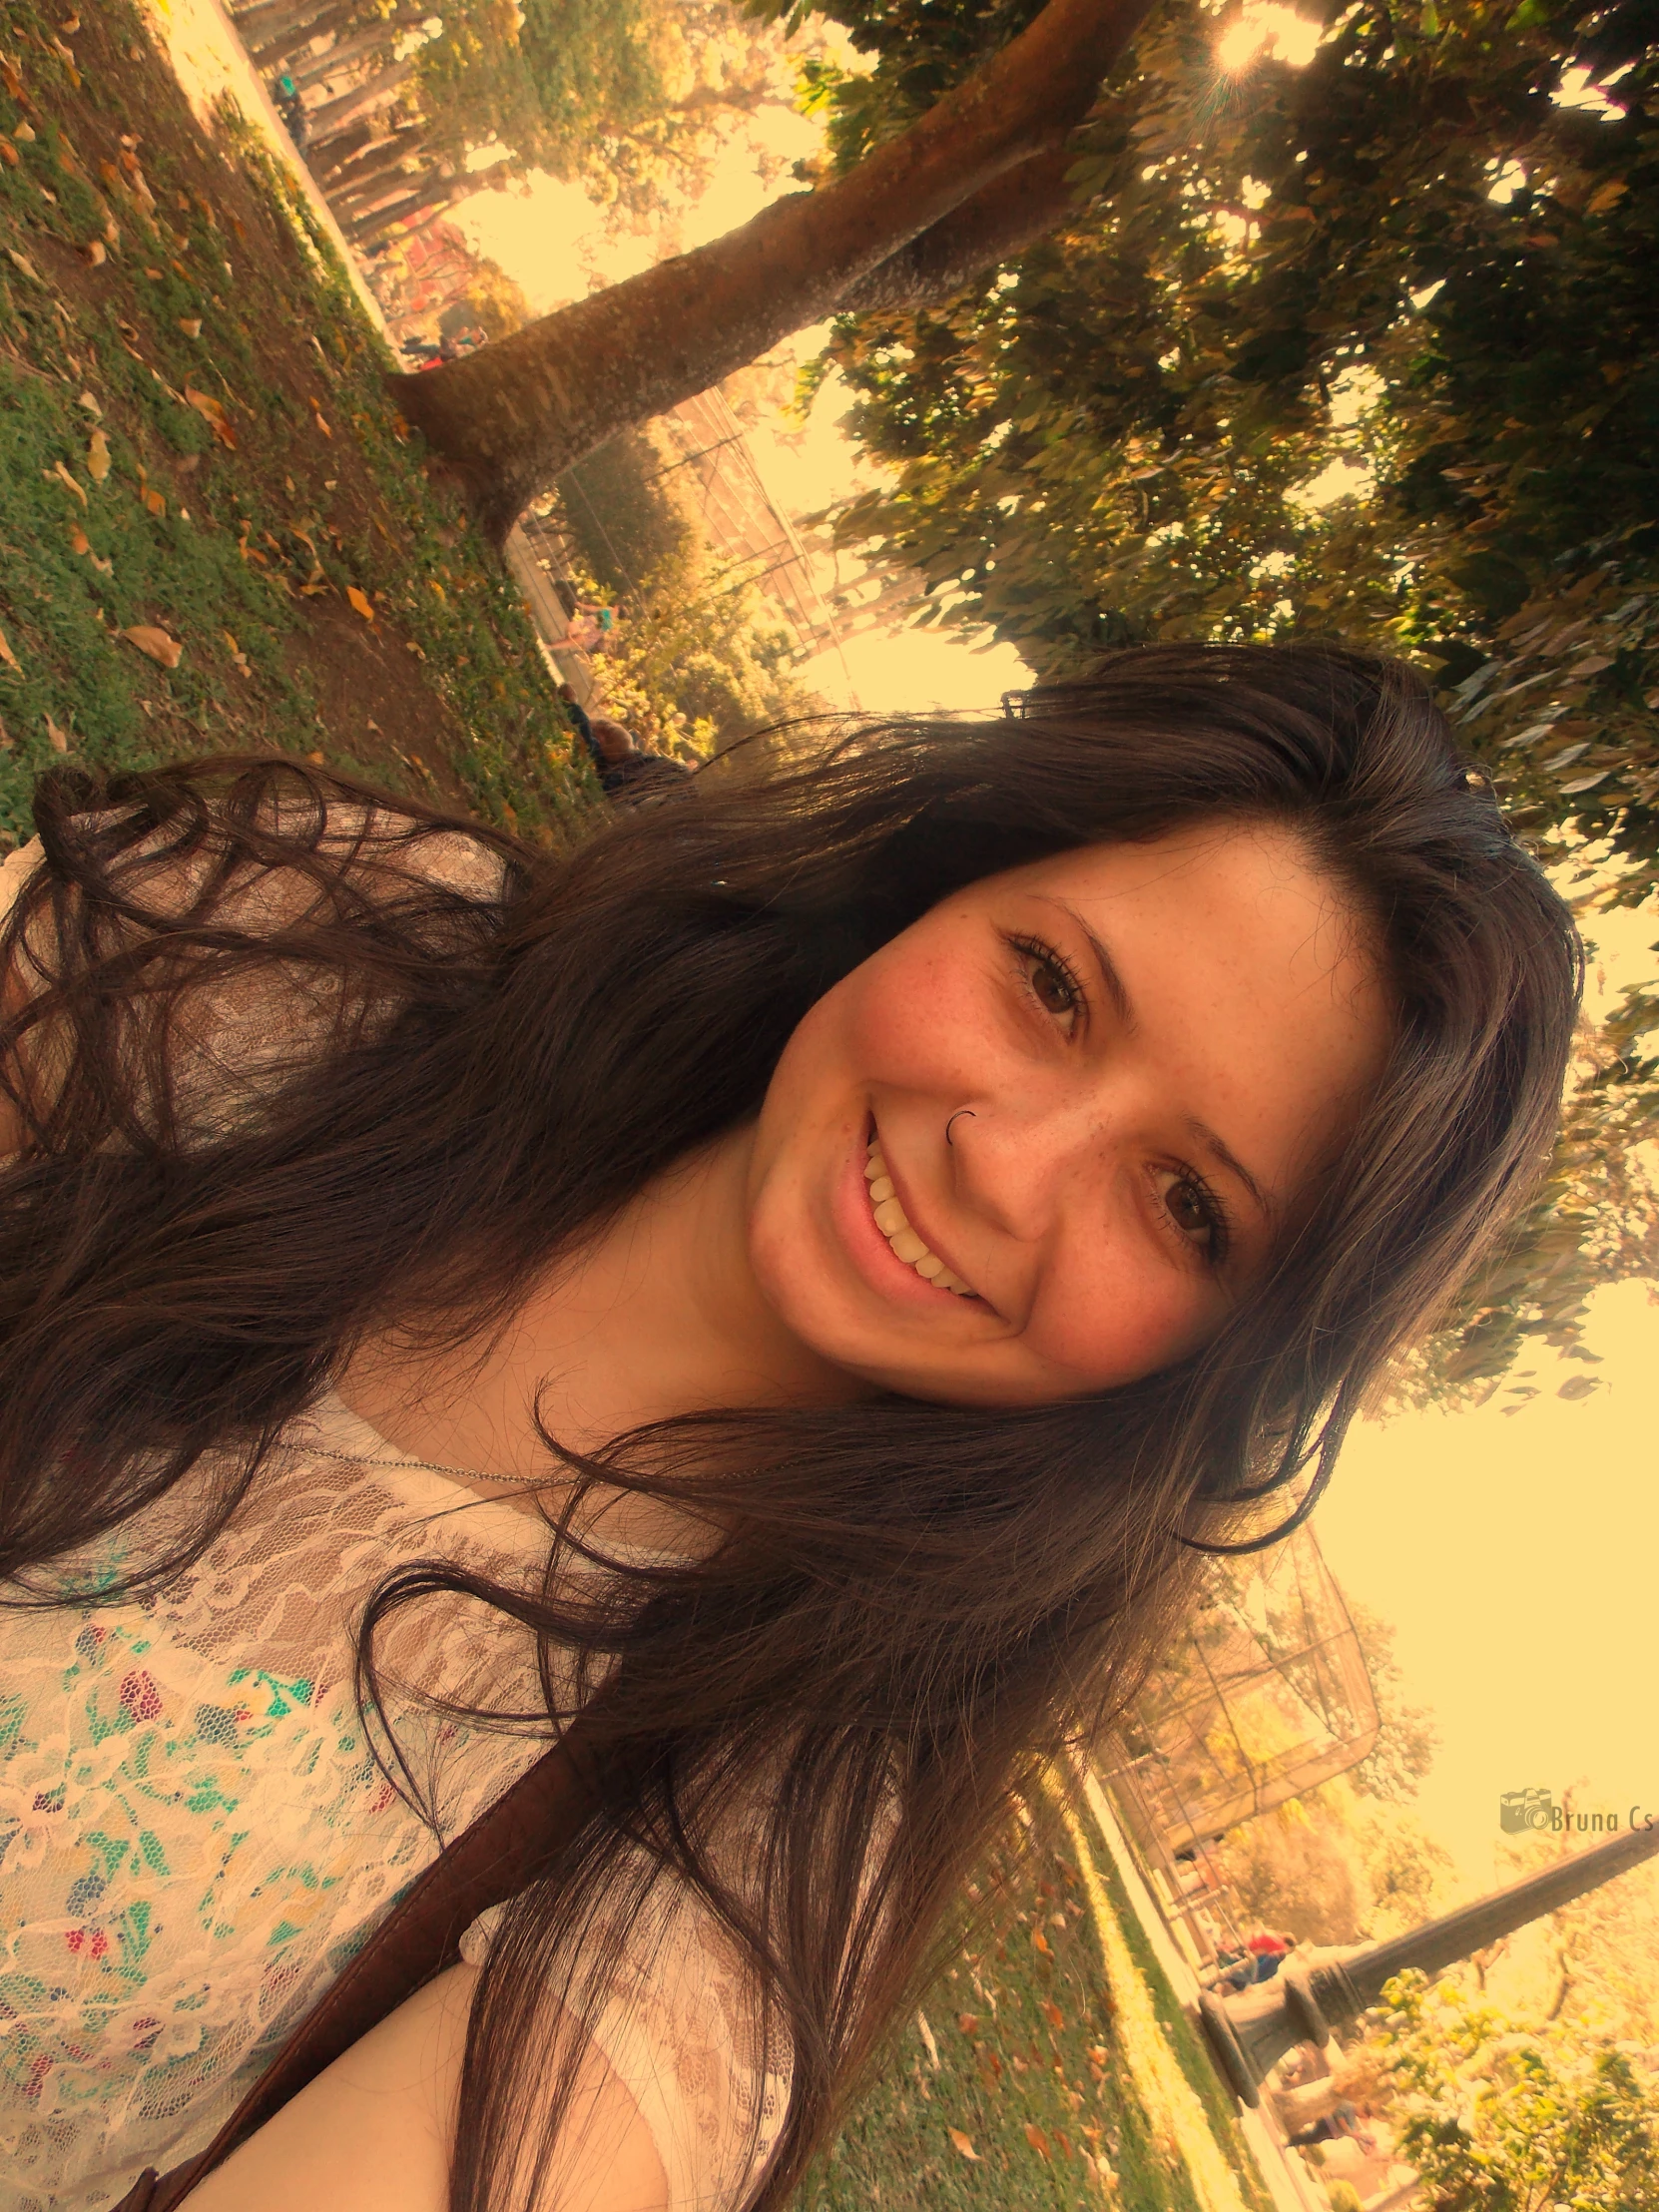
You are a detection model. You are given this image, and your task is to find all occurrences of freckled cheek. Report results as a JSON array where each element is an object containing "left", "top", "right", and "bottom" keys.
[
  {"left": 1023, "top": 1248, "right": 1211, "bottom": 1390},
  {"left": 836, "top": 945, "right": 990, "bottom": 1092}
]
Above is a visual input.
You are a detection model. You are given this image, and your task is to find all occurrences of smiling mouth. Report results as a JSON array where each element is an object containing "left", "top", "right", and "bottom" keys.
[{"left": 863, "top": 1134, "right": 976, "bottom": 1297}]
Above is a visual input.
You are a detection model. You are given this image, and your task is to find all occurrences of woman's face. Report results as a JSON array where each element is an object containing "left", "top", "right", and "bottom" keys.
[{"left": 744, "top": 820, "right": 1391, "bottom": 1406}]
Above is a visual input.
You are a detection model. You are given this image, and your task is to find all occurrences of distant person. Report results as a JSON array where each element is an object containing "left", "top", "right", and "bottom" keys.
[
  {"left": 1288, "top": 2101, "right": 1377, "bottom": 2155},
  {"left": 588, "top": 716, "right": 693, "bottom": 805},
  {"left": 558, "top": 686, "right": 692, "bottom": 805}
]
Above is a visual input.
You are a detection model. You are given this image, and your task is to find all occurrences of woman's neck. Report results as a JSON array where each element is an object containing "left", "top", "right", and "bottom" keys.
[{"left": 332, "top": 1122, "right": 869, "bottom": 1528}]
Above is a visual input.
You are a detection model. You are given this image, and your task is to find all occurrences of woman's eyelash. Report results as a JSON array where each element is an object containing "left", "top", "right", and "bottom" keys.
[
  {"left": 1007, "top": 933, "right": 1087, "bottom": 1026},
  {"left": 1165, "top": 1167, "right": 1234, "bottom": 1272}
]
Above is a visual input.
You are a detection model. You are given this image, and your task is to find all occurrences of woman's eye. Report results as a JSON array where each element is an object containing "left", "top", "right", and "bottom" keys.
[
  {"left": 1012, "top": 937, "right": 1083, "bottom": 1033},
  {"left": 1156, "top": 1168, "right": 1231, "bottom": 1266}
]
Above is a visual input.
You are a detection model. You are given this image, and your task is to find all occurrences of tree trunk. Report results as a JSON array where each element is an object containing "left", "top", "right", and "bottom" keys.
[
  {"left": 290, "top": 4, "right": 430, "bottom": 86},
  {"left": 333, "top": 150, "right": 427, "bottom": 215},
  {"left": 834, "top": 140, "right": 1095, "bottom": 316},
  {"left": 235, "top": 0, "right": 347, "bottom": 51},
  {"left": 315, "top": 123, "right": 411, "bottom": 185},
  {"left": 309, "top": 119, "right": 377, "bottom": 178},
  {"left": 393, "top": 0, "right": 1152, "bottom": 543},
  {"left": 304, "top": 61, "right": 413, "bottom": 147},
  {"left": 246, "top": 2, "right": 358, "bottom": 68},
  {"left": 290, "top": 22, "right": 395, "bottom": 88},
  {"left": 346, "top": 178, "right": 464, "bottom": 245}
]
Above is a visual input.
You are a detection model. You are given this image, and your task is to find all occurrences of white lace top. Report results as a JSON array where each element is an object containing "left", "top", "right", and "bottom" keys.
[{"left": 0, "top": 825, "right": 786, "bottom": 2212}]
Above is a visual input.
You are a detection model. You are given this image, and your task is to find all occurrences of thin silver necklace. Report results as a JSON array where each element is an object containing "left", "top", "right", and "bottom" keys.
[{"left": 298, "top": 1440, "right": 554, "bottom": 1490}]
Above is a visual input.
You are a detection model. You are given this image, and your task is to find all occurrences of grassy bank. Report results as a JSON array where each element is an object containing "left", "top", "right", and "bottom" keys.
[
  {"left": 802, "top": 1782, "right": 1274, "bottom": 2212},
  {"left": 0, "top": 0, "right": 599, "bottom": 844}
]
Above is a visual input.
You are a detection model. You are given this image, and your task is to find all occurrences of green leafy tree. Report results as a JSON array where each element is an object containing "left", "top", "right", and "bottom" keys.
[
  {"left": 1370, "top": 1970, "right": 1659, "bottom": 2210},
  {"left": 410, "top": 0, "right": 806, "bottom": 220},
  {"left": 1345, "top": 1600, "right": 1440, "bottom": 1805}
]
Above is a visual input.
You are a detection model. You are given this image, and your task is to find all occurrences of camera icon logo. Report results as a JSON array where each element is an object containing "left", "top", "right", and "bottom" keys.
[{"left": 1499, "top": 1787, "right": 1555, "bottom": 1834}]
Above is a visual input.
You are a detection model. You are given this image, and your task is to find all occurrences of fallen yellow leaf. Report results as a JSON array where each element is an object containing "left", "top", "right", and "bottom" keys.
[
  {"left": 1042, "top": 1999, "right": 1065, "bottom": 2028},
  {"left": 69, "top": 525, "right": 89, "bottom": 555},
  {"left": 77, "top": 389, "right": 101, "bottom": 418},
  {"left": 87, "top": 427, "right": 110, "bottom": 480},
  {"left": 221, "top": 629, "right": 251, "bottom": 677},
  {"left": 947, "top": 2129, "right": 979, "bottom": 2161},
  {"left": 50, "top": 459, "right": 87, "bottom": 507},
  {"left": 0, "top": 141, "right": 15, "bottom": 168},
  {"left": 122, "top": 624, "right": 182, "bottom": 669},
  {"left": 177, "top": 315, "right": 202, "bottom": 339},
  {"left": 1024, "top": 2124, "right": 1050, "bottom": 2159},
  {"left": 6, "top": 248, "right": 42, "bottom": 283},
  {"left": 346, "top": 586, "right": 375, "bottom": 623},
  {"left": 184, "top": 382, "right": 236, "bottom": 448},
  {"left": 0, "top": 626, "right": 20, "bottom": 674},
  {"left": 141, "top": 484, "right": 166, "bottom": 518},
  {"left": 956, "top": 2012, "right": 979, "bottom": 2035},
  {"left": 45, "top": 713, "right": 69, "bottom": 752},
  {"left": 1031, "top": 1927, "right": 1051, "bottom": 1954},
  {"left": 81, "top": 237, "right": 105, "bottom": 265}
]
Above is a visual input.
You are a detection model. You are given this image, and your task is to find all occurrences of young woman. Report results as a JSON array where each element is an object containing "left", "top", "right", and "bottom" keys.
[{"left": 0, "top": 645, "right": 1579, "bottom": 2212}]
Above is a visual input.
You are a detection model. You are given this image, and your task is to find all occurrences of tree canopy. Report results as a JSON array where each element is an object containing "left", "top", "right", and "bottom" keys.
[
  {"left": 782, "top": 0, "right": 1659, "bottom": 1393},
  {"left": 409, "top": 0, "right": 804, "bottom": 217}
]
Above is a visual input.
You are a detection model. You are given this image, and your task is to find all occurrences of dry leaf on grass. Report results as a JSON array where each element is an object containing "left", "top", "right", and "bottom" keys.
[
  {"left": 346, "top": 585, "right": 375, "bottom": 623},
  {"left": 69, "top": 525, "right": 88, "bottom": 555},
  {"left": 184, "top": 382, "right": 236, "bottom": 447},
  {"left": 1042, "top": 2000, "right": 1064, "bottom": 2028},
  {"left": 1030, "top": 1927, "right": 1051, "bottom": 1954},
  {"left": 0, "top": 626, "right": 21, "bottom": 674},
  {"left": 48, "top": 459, "right": 86, "bottom": 506},
  {"left": 177, "top": 316, "right": 201, "bottom": 339},
  {"left": 1024, "top": 2124, "right": 1051, "bottom": 2159},
  {"left": 221, "top": 630, "right": 251, "bottom": 677},
  {"left": 123, "top": 624, "right": 181, "bottom": 669},
  {"left": 6, "top": 248, "right": 42, "bottom": 283},
  {"left": 87, "top": 427, "right": 110, "bottom": 480},
  {"left": 0, "top": 142, "right": 15, "bottom": 168},
  {"left": 77, "top": 389, "right": 100, "bottom": 418},
  {"left": 45, "top": 713, "right": 69, "bottom": 752},
  {"left": 307, "top": 396, "right": 332, "bottom": 438},
  {"left": 80, "top": 237, "right": 104, "bottom": 265},
  {"left": 947, "top": 2130, "right": 979, "bottom": 2161},
  {"left": 141, "top": 484, "right": 165, "bottom": 518}
]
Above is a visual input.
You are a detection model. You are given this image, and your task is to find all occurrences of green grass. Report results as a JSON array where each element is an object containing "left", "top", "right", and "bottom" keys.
[
  {"left": 801, "top": 1794, "right": 1274, "bottom": 2212},
  {"left": 0, "top": 0, "right": 600, "bottom": 843},
  {"left": 1081, "top": 1798, "right": 1274, "bottom": 2194}
]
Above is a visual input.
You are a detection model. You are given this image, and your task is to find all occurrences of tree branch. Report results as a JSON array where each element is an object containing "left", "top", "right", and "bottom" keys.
[{"left": 833, "top": 137, "right": 1093, "bottom": 317}]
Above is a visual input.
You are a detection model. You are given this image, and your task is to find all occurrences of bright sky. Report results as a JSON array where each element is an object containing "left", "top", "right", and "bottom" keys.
[
  {"left": 1317, "top": 896, "right": 1659, "bottom": 1895},
  {"left": 453, "top": 23, "right": 1659, "bottom": 1898}
]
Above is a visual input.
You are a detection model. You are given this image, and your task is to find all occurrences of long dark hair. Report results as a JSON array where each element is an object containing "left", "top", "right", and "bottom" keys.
[{"left": 0, "top": 645, "right": 1578, "bottom": 2210}]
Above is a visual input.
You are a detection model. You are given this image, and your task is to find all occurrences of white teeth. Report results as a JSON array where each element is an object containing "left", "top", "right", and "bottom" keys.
[{"left": 864, "top": 1138, "right": 974, "bottom": 1296}]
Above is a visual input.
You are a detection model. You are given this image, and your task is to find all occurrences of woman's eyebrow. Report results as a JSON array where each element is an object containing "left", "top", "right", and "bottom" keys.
[
  {"left": 1191, "top": 1120, "right": 1276, "bottom": 1226},
  {"left": 1050, "top": 902, "right": 1135, "bottom": 1028}
]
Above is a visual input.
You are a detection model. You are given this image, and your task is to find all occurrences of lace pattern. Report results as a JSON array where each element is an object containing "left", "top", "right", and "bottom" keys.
[{"left": 0, "top": 825, "right": 790, "bottom": 2212}]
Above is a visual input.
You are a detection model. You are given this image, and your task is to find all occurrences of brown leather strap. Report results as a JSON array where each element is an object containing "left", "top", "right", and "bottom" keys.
[{"left": 118, "top": 1720, "right": 603, "bottom": 2211}]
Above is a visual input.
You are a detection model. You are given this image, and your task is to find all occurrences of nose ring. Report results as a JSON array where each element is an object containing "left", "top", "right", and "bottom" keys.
[{"left": 945, "top": 1108, "right": 976, "bottom": 1147}]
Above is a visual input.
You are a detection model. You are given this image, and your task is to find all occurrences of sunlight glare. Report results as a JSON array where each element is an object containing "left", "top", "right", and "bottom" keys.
[{"left": 1216, "top": 4, "right": 1323, "bottom": 74}]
